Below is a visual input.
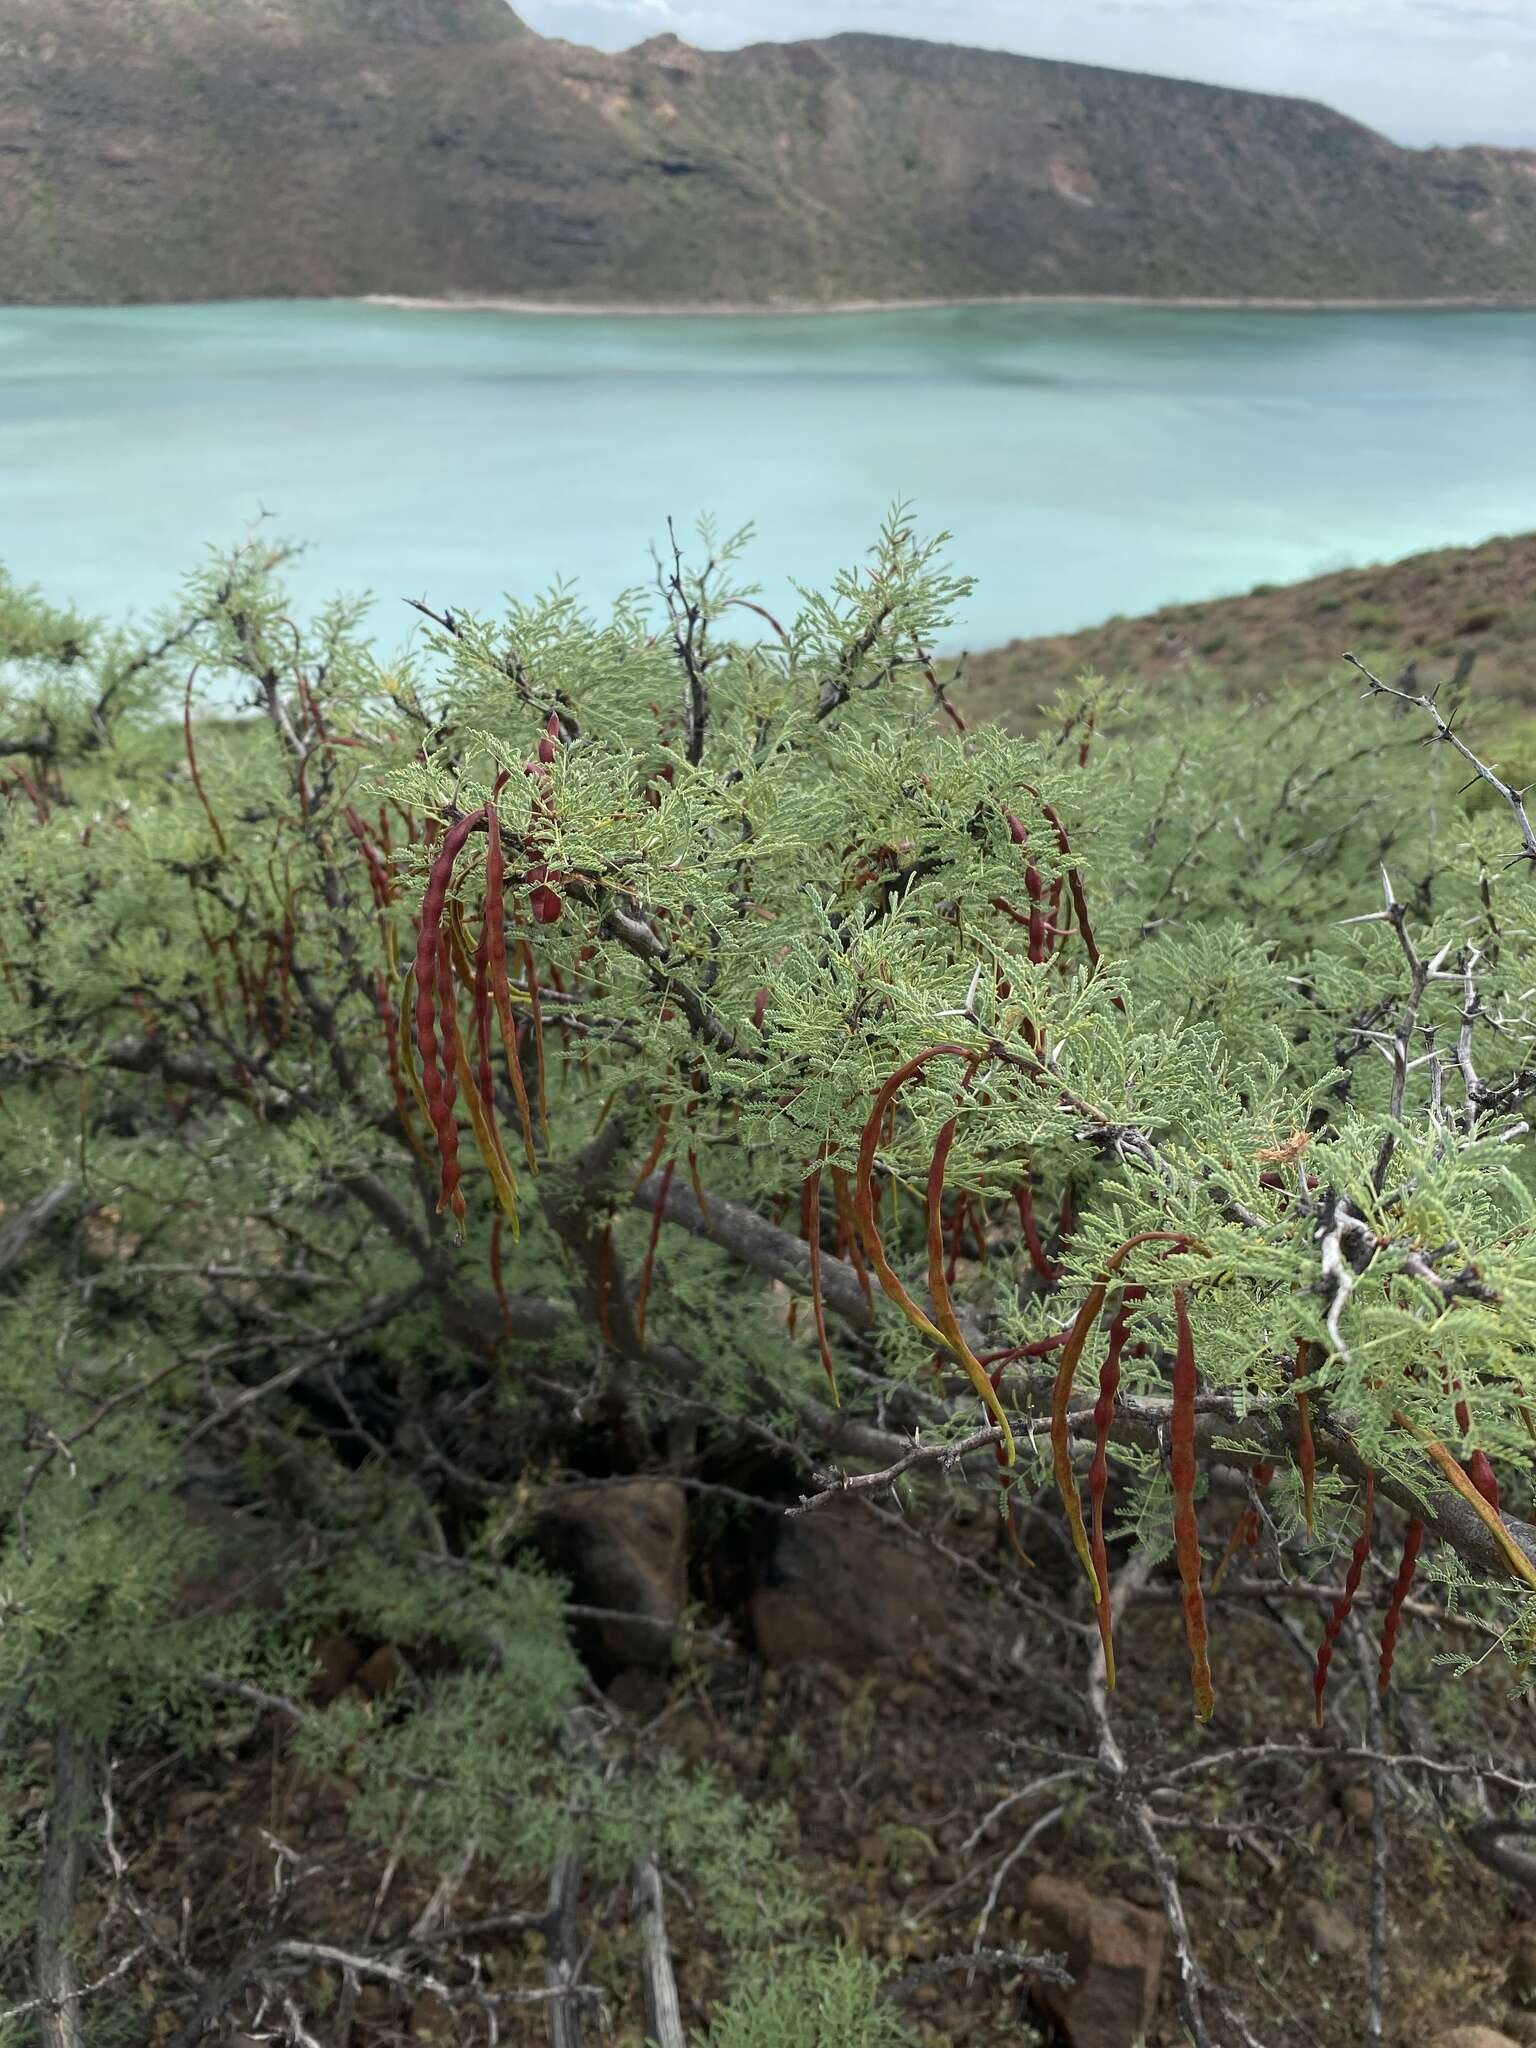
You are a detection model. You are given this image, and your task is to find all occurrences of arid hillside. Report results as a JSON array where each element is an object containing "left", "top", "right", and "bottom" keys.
[
  {"left": 959, "top": 529, "right": 1536, "bottom": 732},
  {"left": 3, "top": 0, "right": 1536, "bottom": 305}
]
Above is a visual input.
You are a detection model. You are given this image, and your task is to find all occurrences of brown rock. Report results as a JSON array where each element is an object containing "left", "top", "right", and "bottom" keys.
[
  {"left": 1509, "top": 1925, "right": 1536, "bottom": 2002},
  {"left": 1429, "top": 2031, "right": 1524, "bottom": 2048},
  {"left": 750, "top": 1500, "right": 968, "bottom": 1672},
  {"left": 1024, "top": 1873, "right": 1165, "bottom": 2048},
  {"left": 308, "top": 1632, "right": 363, "bottom": 1703},
  {"left": 355, "top": 1644, "right": 407, "bottom": 1696},
  {"left": 1296, "top": 1897, "right": 1362, "bottom": 1960},
  {"left": 535, "top": 1480, "right": 688, "bottom": 1673},
  {"left": 167, "top": 1787, "right": 218, "bottom": 1822},
  {"left": 1339, "top": 1782, "right": 1375, "bottom": 1824}
]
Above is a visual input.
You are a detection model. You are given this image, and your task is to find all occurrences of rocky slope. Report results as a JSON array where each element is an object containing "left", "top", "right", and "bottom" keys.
[
  {"left": 2, "top": 0, "right": 1536, "bottom": 306},
  {"left": 958, "top": 529, "right": 1536, "bottom": 730}
]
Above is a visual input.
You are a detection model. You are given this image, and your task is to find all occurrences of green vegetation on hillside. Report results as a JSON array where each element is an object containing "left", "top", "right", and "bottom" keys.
[
  {"left": 3, "top": 1, "right": 1536, "bottom": 307},
  {"left": 960, "top": 528, "right": 1536, "bottom": 738}
]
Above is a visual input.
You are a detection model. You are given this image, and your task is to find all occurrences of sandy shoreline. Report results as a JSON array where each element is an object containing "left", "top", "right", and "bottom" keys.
[{"left": 359, "top": 290, "right": 1536, "bottom": 318}]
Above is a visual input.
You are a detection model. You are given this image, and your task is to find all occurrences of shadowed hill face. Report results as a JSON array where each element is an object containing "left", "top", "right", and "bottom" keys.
[{"left": 1, "top": 8, "right": 1534, "bottom": 306}]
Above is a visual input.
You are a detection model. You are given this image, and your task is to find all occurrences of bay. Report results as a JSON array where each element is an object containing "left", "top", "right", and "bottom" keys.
[{"left": 2, "top": 298, "right": 1534, "bottom": 656}]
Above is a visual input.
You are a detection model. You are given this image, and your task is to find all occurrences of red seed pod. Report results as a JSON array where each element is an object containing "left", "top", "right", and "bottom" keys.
[
  {"left": 413, "top": 806, "right": 485, "bottom": 1223},
  {"left": 634, "top": 1157, "right": 674, "bottom": 1344},
  {"left": 471, "top": 916, "right": 496, "bottom": 1118},
  {"left": 829, "top": 1166, "right": 873, "bottom": 1308},
  {"left": 1314, "top": 1474, "right": 1375, "bottom": 1726},
  {"left": 1171, "top": 1284, "right": 1216, "bottom": 1723},
  {"left": 483, "top": 801, "right": 538, "bottom": 1174},
  {"left": 1012, "top": 1180, "right": 1055, "bottom": 1286},
  {"left": 530, "top": 884, "right": 563, "bottom": 925},
  {"left": 435, "top": 934, "right": 465, "bottom": 1222},
  {"left": 1378, "top": 1515, "right": 1423, "bottom": 1692},
  {"left": 344, "top": 806, "right": 394, "bottom": 907},
  {"left": 801, "top": 1166, "right": 839, "bottom": 1404},
  {"left": 1295, "top": 1337, "right": 1318, "bottom": 1538},
  {"left": 538, "top": 711, "right": 560, "bottom": 765},
  {"left": 1468, "top": 1448, "right": 1500, "bottom": 1511},
  {"left": 1048, "top": 1231, "right": 1199, "bottom": 1635},
  {"left": 1087, "top": 1287, "right": 1144, "bottom": 1688}
]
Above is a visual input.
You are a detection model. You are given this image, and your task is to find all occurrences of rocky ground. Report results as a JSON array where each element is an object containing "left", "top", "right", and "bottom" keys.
[
  {"left": 958, "top": 530, "right": 1536, "bottom": 733},
  {"left": 77, "top": 1467, "right": 1536, "bottom": 2047}
]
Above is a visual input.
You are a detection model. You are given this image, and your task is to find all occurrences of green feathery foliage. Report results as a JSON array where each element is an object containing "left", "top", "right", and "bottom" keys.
[{"left": 2, "top": 509, "right": 1535, "bottom": 2035}]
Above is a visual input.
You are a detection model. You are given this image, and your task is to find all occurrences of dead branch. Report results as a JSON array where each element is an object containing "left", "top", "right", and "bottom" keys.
[
  {"left": 36, "top": 1722, "right": 97, "bottom": 2048},
  {"left": 631, "top": 1853, "right": 685, "bottom": 2048}
]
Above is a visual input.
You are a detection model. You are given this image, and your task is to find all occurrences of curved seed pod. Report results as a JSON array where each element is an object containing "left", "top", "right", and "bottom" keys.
[
  {"left": 634, "top": 1157, "right": 674, "bottom": 1344},
  {"left": 398, "top": 964, "right": 434, "bottom": 1135},
  {"left": 1013, "top": 1179, "right": 1055, "bottom": 1285},
  {"left": 515, "top": 938, "right": 550, "bottom": 1146},
  {"left": 852, "top": 1046, "right": 1014, "bottom": 1454},
  {"left": 854, "top": 1045, "right": 976, "bottom": 1352},
  {"left": 1314, "top": 1473, "right": 1375, "bottom": 1727},
  {"left": 1378, "top": 1515, "right": 1423, "bottom": 1692},
  {"left": 375, "top": 971, "right": 431, "bottom": 1170},
  {"left": 1210, "top": 1460, "right": 1274, "bottom": 1594},
  {"left": 1087, "top": 1288, "right": 1144, "bottom": 1687},
  {"left": 1468, "top": 1448, "right": 1501, "bottom": 1511},
  {"left": 450, "top": 1012, "right": 520, "bottom": 1234},
  {"left": 801, "top": 1167, "right": 839, "bottom": 1404},
  {"left": 686, "top": 1146, "right": 711, "bottom": 1226},
  {"left": 344, "top": 806, "right": 394, "bottom": 908},
  {"left": 471, "top": 911, "right": 496, "bottom": 1118},
  {"left": 926, "top": 1117, "right": 1011, "bottom": 1462},
  {"left": 1394, "top": 1414, "right": 1536, "bottom": 1590},
  {"left": 1050, "top": 1232, "right": 1201, "bottom": 1613},
  {"left": 182, "top": 667, "right": 231, "bottom": 860},
  {"left": 829, "top": 1166, "right": 874, "bottom": 1307},
  {"left": 632, "top": 1106, "right": 674, "bottom": 1192},
  {"left": 483, "top": 806, "right": 538, "bottom": 1175},
  {"left": 414, "top": 807, "right": 487, "bottom": 1223},
  {"left": 430, "top": 939, "right": 471, "bottom": 1225},
  {"left": 1172, "top": 1284, "right": 1216, "bottom": 1723},
  {"left": 1295, "top": 1338, "right": 1318, "bottom": 1539}
]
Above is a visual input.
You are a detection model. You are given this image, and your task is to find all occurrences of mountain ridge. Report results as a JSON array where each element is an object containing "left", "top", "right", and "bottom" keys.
[{"left": 3, "top": 4, "right": 1534, "bottom": 307}]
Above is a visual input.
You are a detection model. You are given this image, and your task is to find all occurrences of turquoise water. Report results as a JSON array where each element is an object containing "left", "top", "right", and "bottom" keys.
[{"left": 3, "top": 299, "right": 1535, "bottom": 653}]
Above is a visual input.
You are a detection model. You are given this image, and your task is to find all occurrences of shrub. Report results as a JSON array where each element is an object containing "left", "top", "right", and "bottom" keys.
[{"left": 2, "top": 512, "right": 1534, "bottom": 2040}]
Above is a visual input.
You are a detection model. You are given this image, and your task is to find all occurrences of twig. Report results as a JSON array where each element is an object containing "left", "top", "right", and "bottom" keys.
[
  {"left": 971, "top": 1805, "right": 1064, "bottom": 1961},
  {"left": 1083, "top": 1552, "right": 1225, "bottom": 2048},
  {"left": 631, "top": 1853, "right": 685, "bottom": 2048},
  {"left": 1354, "top": 1623, "right": 1390, "bottom": 2048},
  {"left": 884, "top": 1946, "right": 1071, "bottom": 1999},
  {"left": 1349, "top": 650, "right": 1536, "bottom": 865}
]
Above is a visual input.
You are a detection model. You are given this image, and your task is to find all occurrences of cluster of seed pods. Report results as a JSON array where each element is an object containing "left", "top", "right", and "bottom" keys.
[
  {"left": 524, "top": 713, "right": 565, "bottom": 925},
  {"left": 361, "top": 701, "right": 585, "bottom": 1243}
]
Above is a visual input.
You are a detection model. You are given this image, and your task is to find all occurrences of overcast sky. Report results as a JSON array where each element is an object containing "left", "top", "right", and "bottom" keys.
[{"left": 514, "top": 1, "right": 1536, "bottom": 147}]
